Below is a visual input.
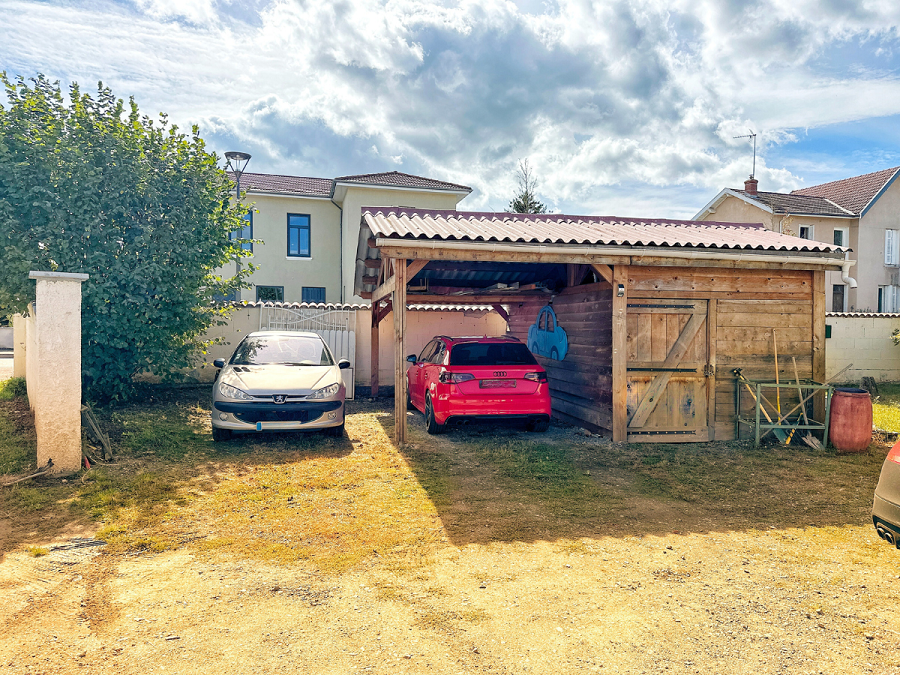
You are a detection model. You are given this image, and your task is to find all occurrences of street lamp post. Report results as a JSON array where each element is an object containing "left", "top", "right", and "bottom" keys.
[{"left": 224, "top": 151, "right": 251, "bottom": 302}]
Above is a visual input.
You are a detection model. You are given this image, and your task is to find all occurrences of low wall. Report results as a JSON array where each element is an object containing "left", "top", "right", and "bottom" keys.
[
  {"left": 192, "top": 304, "right": 508, "bottom": 387},
  {"left": 826, "top": 313, "right": 900, "bottom": 381}
]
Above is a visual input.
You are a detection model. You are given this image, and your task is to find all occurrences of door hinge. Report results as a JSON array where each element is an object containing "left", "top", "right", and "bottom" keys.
[{"left": 703, "top": 364, "right": 715, "bottom": 377}]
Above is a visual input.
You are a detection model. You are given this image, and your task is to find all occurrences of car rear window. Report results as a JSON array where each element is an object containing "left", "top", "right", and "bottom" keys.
[
  {"left": 448, "top": 342, "right": 538, "bottom": 366},
  {"left": 231, "top": 335, "right": 334, "bottom": 366}
]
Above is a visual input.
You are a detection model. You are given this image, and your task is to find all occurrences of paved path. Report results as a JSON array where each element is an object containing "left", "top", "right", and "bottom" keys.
[{"left": 0, "top": 356, "right": 13, "bottom": 381}]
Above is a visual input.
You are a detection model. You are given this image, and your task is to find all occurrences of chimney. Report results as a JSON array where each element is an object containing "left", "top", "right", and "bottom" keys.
[{"left": 744, "top": 176, "right": 758, "bottom": 195}]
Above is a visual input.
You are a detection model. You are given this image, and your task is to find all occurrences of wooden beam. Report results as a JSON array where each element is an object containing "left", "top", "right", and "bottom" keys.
[
  {"left": 567, "top": 264, "right": 578, "bottom": 288},
  {"left": 491, "top": 304, "right": 509, "bottom": 322},
  {"left": 376, "top": 300, "right": 392, "bottom": 324},
  {"left": 393, "top": 260, "right": 408, "bottom": 444},
  {"left": 404, "top": 293, "right": 550, "bottom": 304},
  {"left": 591, "top": 264, "right": 613, "bottom": 284},
  {"left": 611, "top": 265, "right": 628, "bottom": 443},
  {"left": 364, "top": 258, "right": 382, "bottom": 269},
  {"left": 706, "top": 298, "right": 717, "bottom": 441},
  {"left": 406, "top": 259, "right": 429, "bottom": 279},
  {"left": 371, "top": 309, "right": 380, "bottom": 398},
  {"left": 376, "top": 244, "right": 845, "bottom": 271},
  {"left": 367, "top": 238, "right": 378, "bottom": 249},
  {"left": 812, "top": 270, "right": 826, "bottom": 422},
  {"left": 359, "top": 291, "right": 372, "bottom": 299},
  {"left": 361, "top": 274, "right": 379, "bottom": 285},
  {"left": 372, "top": 275, "right": 396, "bottom": 303}
]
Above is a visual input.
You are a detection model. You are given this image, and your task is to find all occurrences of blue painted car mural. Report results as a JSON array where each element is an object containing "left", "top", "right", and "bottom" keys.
[{"left": 527, "top": 305, "right": 568, "bottom": 361}]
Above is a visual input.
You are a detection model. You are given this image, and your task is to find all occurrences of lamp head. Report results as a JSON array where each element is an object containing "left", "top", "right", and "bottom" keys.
[{"left": 224, "top": 151, "right": 252, "bottom": 175}]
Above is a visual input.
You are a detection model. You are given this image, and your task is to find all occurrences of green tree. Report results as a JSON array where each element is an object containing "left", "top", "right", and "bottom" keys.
[
  {"left": 0, "top": 74, "right": 253, "bottom": 401},
  {"left": 508, "top": 159, "right": 548, "bottom": 214}
]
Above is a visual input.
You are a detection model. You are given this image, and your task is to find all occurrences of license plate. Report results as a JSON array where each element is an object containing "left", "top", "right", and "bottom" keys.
[{"left": 480, "top": 379, "right": 516, "bottom": 389}]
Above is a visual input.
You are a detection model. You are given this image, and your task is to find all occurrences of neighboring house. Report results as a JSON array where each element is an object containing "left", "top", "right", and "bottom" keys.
[
  {"left": 225, "top": 171, "right": 472, "bottom": 303},
  {"left": 693, "top": 167, "right": 900, "bottom": 313}
]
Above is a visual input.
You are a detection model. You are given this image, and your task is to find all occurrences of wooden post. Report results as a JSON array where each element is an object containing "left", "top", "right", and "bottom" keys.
[
  {"left": 612, "top": 265, "right": 628, "bottom": 442},
  {"left": 393, "top": 259, "right": 408, "bottom": 444},
  {"left": 812, "top": 269, "right": 826, "bottom": 422},
  {"left": 371, "top": 306, "right": 380, "bottom": 398}
]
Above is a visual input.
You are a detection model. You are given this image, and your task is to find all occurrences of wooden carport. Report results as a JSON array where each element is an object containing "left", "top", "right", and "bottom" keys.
[{"left": 354, "top": 209, "right": 854, "bottom": 445}]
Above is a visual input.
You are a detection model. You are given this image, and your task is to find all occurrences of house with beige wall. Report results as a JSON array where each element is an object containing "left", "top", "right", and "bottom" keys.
[
  {"left": 226, "top": 171, "right": 471, "bottom": 304},
  {"left": 694, "top": 167, "right": 900, "bottom": 313}
]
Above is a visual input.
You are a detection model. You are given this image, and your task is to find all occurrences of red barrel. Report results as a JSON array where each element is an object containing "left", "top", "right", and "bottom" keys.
[{"left": 829, "top": 388, "right": 873, "bottom": 453}]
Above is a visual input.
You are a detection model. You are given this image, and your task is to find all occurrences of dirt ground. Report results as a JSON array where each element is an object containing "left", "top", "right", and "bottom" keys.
[{"left": 2, "top": 399, "right": 899, "bottom": 674}]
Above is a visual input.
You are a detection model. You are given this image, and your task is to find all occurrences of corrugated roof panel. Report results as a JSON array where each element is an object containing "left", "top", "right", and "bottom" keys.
[{"left": 362, "top": 209, "right": 846, "bottom": 253}]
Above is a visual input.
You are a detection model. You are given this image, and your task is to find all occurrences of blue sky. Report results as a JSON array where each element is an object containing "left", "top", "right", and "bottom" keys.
[{"left": 2, "top": 0, "right": 900, "bottom": 218}]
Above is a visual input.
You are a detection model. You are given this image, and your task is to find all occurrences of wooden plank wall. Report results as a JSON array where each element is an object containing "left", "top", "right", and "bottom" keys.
[
  {"left": 628, "top": 267, "right": 816, "bottom": 441},
  {"left": 507, "top": 282, "right": 613, "bottom": 431}
]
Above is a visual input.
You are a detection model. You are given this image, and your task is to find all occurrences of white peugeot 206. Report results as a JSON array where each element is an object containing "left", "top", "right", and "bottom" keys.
[{"left": 211, "top": 331, "right": 348, "bottom": 441}]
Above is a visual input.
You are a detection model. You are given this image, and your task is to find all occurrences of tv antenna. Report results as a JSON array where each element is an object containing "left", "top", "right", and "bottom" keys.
[{"left": 734, "top": 130, "right": 757, "bottom": 178}]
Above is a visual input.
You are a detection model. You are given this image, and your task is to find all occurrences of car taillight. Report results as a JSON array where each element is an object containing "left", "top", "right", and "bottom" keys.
[
  {"left": 524, "top": 371, "right": 548, "bottom": 383},
  {"left": 888, "top": 440, "right": 900, "bottom": 464},
  {"left": 439, "top": 371, "right": 475, "bottom": 384}
]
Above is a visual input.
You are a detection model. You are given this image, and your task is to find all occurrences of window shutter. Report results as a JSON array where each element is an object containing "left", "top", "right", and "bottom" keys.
[{"left": 887, "top": 230, "right": 896, "bottom": 266}]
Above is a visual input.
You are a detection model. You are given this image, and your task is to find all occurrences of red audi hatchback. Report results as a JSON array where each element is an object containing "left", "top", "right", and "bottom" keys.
[{"left": 405, "top": 336, "right": 552, "bottom": 434}]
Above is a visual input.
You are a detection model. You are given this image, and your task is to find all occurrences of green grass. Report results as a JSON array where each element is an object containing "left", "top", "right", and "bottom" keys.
[
  {"left": 0, "top": 377, "right": 27, "bottom": 401},
  {"left": 467, "top": 437, "right": 621, "bottom": 518},
  {"left": 873, "top": 383, "right": 900, "bottom": 432},
  {"left": 0, "top": 414, "right": 34, "bottom": 475}
]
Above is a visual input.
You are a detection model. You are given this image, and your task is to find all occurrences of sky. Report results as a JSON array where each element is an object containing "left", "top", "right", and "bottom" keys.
[{"left": 2, "top": 0, "right": 900, "bottom": 218}]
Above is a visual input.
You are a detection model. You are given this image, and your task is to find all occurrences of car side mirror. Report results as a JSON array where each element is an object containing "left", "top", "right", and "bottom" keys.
[
  {"left": 213, "top": 358, "right": 226, "bottom": 369},
  {"left": 338, "top": 359, "right": 351, "bottom": 370},
  {"left": 406, "top": 354, "right": 417, "bottom": 363}
]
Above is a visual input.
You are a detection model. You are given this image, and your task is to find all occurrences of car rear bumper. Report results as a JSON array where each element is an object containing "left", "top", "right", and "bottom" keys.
[
  {"left": 873, "top": 493, "right": 900, "bottom": 547},
  {"left": 433, "top": 392, "right": 551, "bottom": 425},
  {"left": 443, "top": 413, "right": 551, "bottom": 426},
  {"left": 212, "top": 400, "right": 344, "bottom": 431}
]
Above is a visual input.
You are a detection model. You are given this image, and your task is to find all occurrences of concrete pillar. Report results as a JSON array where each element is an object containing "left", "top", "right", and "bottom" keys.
[
  {"left": 28, "top": 271, "right": 89, "bottom": 474},
  {"left": 12, "top": 313, "right": 26, "bottom": 378}
]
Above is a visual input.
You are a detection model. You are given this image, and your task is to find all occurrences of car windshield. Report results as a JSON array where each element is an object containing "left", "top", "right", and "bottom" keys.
[
  {"left": 448, "top": 342, "right": 538, "bottom": 366},
  {"left": 230, "top": 335, "right": 334, "bottom": 366}
]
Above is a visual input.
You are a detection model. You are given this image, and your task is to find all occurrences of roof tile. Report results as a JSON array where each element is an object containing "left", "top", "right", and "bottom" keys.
[
  {"left": 791, "top": 166, "right": 900, "bottom": 215},
  {"left": 335, "top": 171, "right": 472, "bottom": 192},
  {"left": 734, "top": 190, "right": 852, "bottom": 217},
  {"left": 230, "top": 172, "right": 334, "bottom": 197}
]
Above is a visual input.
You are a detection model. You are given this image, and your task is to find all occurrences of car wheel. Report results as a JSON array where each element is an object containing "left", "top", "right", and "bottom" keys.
[
  {"left": 325, "top": 421, "right": 345, "bottom": 437},
  {"left": 425, "top": 394, "right": 445, "bottom": 435},
  {"left": 526, "top": 417, "right": 550, "bottom": 433},
  {"left": 550, "top": 347, "right": 559, "bottom": 360},
  {"left": 212, "top": 427, "right": 233, "bottom": 442}
]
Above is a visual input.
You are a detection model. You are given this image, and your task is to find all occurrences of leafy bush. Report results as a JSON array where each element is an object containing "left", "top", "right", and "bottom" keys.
[{"left": 0, "top": 75, "right": 254, "bottom": 401}]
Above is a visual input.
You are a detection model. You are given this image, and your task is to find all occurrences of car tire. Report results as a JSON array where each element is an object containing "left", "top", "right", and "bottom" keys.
[
  {"left": 425, "top": 394, "right": 445, "bottom": 435},
  {"left": 526, "top": 417, "right": 550, "bottom": 433},
  {"left": 550, "top": 347, "right": 559, "bottom": 360},
  {"left": 529, "top": 342, "right": 538, "bottom": 354},
  {"left": 212, "top": 427, "right": 233, "bottom": 442},
  {"left": 325, "top": 421, "right": 345, "bottom": 437}
]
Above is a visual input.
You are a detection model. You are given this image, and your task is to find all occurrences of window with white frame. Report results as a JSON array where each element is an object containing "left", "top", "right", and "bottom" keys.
[
  {"left": 879, "top": 285, "right": 900, "bottom": 313},
  {"left": 833, "top": 227, "right": 849, "bottom": 248},
  {"left": 886, "top": 230, "right": 900, "bottom": 267},
  {"left": 799, "top": 225, "right": 814, "bottom": 240}
]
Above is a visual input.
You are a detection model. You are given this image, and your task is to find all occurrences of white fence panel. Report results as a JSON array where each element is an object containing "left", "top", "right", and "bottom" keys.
[{"left": 260, "top": 305, "right": 357, "bottom": 399}]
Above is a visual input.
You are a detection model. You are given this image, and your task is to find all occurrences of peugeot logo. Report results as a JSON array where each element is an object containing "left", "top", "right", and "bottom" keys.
[{"left": 273, "top": 394, "right": 287, "bottom": 404}]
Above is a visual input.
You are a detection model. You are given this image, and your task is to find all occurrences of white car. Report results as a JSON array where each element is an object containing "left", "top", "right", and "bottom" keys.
[{"left": 211, "top": 331, "right": 348, "bottom": 441}]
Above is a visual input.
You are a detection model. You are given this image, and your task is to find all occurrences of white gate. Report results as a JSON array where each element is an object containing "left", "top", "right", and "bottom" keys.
[{"left": 260, "top": 305, "right": 356, "bottom": 399}]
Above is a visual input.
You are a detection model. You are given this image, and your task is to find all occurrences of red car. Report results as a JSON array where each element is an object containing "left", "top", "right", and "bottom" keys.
[{"left": 405, "top": 336, "right": 552, "bottom": 434}]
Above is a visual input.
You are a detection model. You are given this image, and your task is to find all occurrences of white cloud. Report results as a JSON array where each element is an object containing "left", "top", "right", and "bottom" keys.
[{"left": 1, "top": 0, "right": 899, "bottom": 217}]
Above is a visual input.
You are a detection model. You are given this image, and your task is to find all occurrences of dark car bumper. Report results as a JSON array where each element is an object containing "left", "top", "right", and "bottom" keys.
[
  {"left": 214, "top": 400, "right": 342, "bottom": 424},
  {"left": 873, "top": 493, "right": 900, "bottom": 548}
]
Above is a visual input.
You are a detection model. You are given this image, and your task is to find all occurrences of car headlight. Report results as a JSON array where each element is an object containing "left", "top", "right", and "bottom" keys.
[
  {"left": 219, "top": 382, "right": 253, "bottom": 400},
  {"left": 307, "top": 382, "right": 340, "bottom": 400}
]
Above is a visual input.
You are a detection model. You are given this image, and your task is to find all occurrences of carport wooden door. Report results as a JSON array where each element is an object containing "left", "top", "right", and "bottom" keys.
[{"left": 626, "top": 300, "right": 710, "bottom": 442}]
